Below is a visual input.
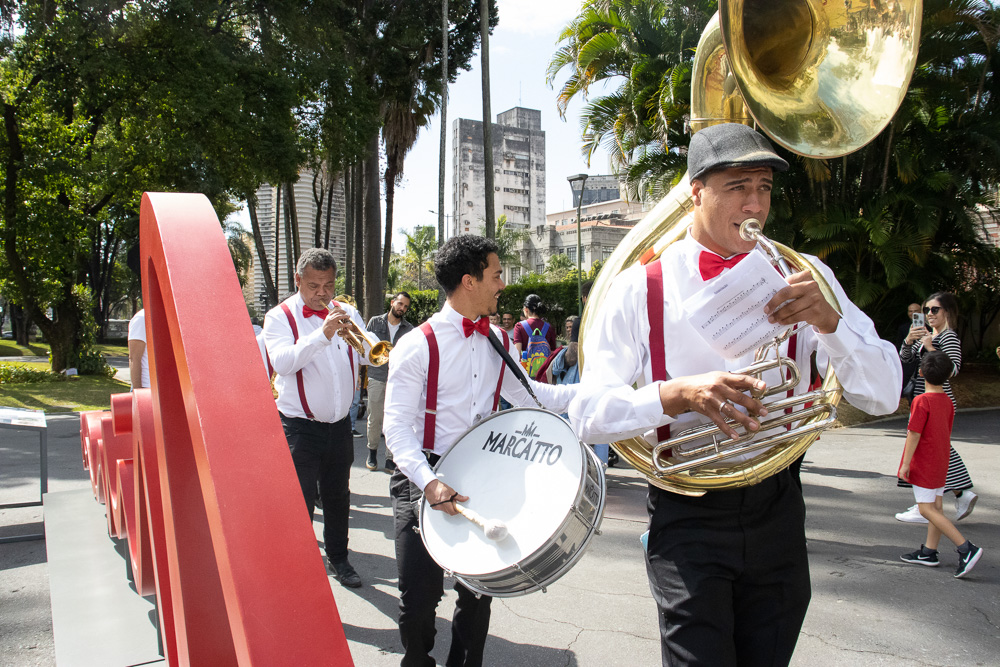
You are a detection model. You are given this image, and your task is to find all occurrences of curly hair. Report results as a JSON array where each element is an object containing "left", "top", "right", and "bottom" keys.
[{"left": 434, "top": 235, "right": 499, "bottom": 295}]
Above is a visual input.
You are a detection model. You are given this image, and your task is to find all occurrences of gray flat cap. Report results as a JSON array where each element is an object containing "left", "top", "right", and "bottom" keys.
[{"left": 688, "top": 123, "right": 788, "bottom": 181}]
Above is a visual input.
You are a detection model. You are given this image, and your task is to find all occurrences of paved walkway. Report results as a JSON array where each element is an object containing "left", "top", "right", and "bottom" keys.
[{"left": 1, "top": 409, "right": 997, "bottom": 665}]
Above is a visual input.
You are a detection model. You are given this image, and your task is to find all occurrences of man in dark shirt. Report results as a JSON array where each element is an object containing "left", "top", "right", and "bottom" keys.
[{"left": 365, "top": 292, "right": 414, "bottom": 471}]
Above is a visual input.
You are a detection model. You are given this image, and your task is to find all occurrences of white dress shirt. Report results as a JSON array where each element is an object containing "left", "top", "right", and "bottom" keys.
[
  {"left": 263, "top": 293, "right": 370, "bottom": 423},
  {"left": 127, "top": 309, "right": 149, "bottom": 389},
  {"left": 569, "top": 230, "right": 902, "bottom": 447},
  {"left": 384, "top": 303, "right": 576, "bottom": 491}
]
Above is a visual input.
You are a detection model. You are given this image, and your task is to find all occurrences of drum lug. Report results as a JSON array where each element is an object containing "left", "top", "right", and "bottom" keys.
[
  {"left": 412, "top": 526, "right": 421, "bottom": 535},
  {"left": 513, "top": 563, "right": 546, "bottom": 594},
  {"left": 571, "top": 505, "right": 601, "bottom": 536}
]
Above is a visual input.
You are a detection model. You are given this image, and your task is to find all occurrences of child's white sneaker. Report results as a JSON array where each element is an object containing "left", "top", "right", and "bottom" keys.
[
  {"left": 955, "top": 491, "right": 978, "bottom": 521},
  {"left": 895, "top": 504, "right": 928, "bottom": 524}
]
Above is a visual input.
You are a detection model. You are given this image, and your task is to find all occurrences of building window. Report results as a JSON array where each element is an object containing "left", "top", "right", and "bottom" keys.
[
  {"left": 510, "top": 267, "right": 521, "bottom": 282},
  {"left": 536, "top": 264, "right": 544, "bottom": 274},
  {"left": 603, "top": 246, "right": 615, "bottom": 260},
  {"left": 567, "top": 247, "right": 576, "bottom": 263}
]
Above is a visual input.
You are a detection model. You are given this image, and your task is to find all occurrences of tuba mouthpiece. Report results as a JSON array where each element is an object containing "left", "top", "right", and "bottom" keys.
[{"left": 739, "top": 218, "right": 762, "bottom": 242}]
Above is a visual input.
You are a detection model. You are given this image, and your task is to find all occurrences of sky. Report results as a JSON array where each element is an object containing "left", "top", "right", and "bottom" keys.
[
  {"left": 390, "top": 0, "right": 607, "bottom": 251},
  {"left": 230, "top": 0, "right": 612, "bottom": 252}
]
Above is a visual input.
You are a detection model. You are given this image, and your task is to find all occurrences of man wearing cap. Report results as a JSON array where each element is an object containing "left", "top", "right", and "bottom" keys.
[{"left": 569, "top": 123, "right": 900, "bottom": 665}]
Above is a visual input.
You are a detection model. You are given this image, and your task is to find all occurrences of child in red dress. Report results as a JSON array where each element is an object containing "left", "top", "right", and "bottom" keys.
[{"left": 898, "top": 351, "right": 983, "bottom": 578}]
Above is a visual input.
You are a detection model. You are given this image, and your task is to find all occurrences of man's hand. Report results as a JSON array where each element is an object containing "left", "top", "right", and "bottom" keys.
[
  {"left": 764, "top": 270, "right": 840, "bottom": 335},
  {"left": 322, "top": 306, "right": 353, "bottom": 340},
  {"left": 659, "top": 372, "right": 768, "bottom": 440},
  {"left": 424, "top": 479, "right": 469, "bottom": 516}
]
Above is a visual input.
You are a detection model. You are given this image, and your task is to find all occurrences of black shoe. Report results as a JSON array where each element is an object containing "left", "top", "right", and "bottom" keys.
[
  {"left": 955, "top": 543, "right": 983, "bottom": 579},
  {"left": 351, "top": 428, "right": 362, "bottom": 437},
  {"left": 385, "top": 458, "right": 396, "bottom": 472},
  {"left": 365, "top": 449, "right": 378, "bottom": 471},
  {"left": 900, "top": 545, "right": 940, "bottom": 567},
  {"left": 329, "top": 558, "right": 362, "bottom": 588},
  {"left": 608, "top": 450, "right": 619, "bottom": 468}
]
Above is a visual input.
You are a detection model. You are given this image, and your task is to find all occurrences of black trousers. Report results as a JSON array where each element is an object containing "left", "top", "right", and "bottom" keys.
[
  {"left": 390, "top": 467, "right": 492, "bottom": 667},
  {"left": 645, "top": 468, "right": 810, "bottom": 667},
  {"left": 280, "top": 413, "right": 354, "bottom": 562}
]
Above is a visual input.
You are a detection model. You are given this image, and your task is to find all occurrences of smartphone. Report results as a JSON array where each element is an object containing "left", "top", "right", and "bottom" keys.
[{"left": 911, "top": 312, "right": 925, "bottom": 328}]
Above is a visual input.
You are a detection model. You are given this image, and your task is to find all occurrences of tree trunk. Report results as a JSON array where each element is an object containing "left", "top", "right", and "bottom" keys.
[
  {"left": 324, "top": 174, "right": 335, "bottom": 250},
  {"left": 438, "top": 0, "right": 448, "bottom": 307},
  {"left": 283, "top": 185, "right": 295, "bottom": 287},
  {"left": 312, "top": 170, "right": 324, "bottom": 248},
  {"left": 354, "top": 160, "right": 364, "bottom": 301},
  {"left": 285, "top": 181, "right": 301, "bottom": 258},
  {"left": 365, "top": 135, "right": 383, "bottom": 320},
  {"left": 10, "top": 303, "right": 30, "bottom": 346},
  {"left": 246, "top": 192, "right": 278, "bottom": 308},
  {"left": 480, "top": 0, "right": 495, "bottom": 238},
  {"left": 344, "top": 165, "right": 354, "bottom": 294},
  {"left": 382, "top": 163, "right": 396, "bottom": 288},
  {"left": 274, "top": 184, "right": 283, "bottom": 294}
]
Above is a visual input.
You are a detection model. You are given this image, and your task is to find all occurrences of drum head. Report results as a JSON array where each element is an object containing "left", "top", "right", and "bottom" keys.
[{"left": 420, "top": 408, "right": 584, "bottom": 577}]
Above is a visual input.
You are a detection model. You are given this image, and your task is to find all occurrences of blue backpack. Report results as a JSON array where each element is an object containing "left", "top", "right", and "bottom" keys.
[{"left": 520, "top": 320, "right": 552, "bottom": 377}]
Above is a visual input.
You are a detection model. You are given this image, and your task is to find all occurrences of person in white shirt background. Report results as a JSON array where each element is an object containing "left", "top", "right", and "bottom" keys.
[
  {"left": 383, "top": 235, "right": 575, "bottom": 667},
  {"left": 569, "top": 123, "right": 901, "bottom": 666},
  {"left": 263, "top": 248, "right": 371, "bottom": 589},
  {"left": 127, "top": 308, "right": 149, "bottom": 389}
]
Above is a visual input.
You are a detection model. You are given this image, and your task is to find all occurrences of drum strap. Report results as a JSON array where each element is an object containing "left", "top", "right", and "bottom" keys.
[
  {"left": 420, "top": 322, "right": 439, "bottom": 451},
  {"left": 279, "top": 302, "right": 315, "bottom": 420},
  {"left": 492, "top": 329, "right": 508, "bottom": 412},
  {"left": 645, "top": 261, "right": 670, "bottom": 444}
]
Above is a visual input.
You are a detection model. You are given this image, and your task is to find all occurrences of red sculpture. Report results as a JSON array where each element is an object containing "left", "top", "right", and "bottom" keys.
[{"left": 78, "top": 192, "right": 354, "bottom": 665}]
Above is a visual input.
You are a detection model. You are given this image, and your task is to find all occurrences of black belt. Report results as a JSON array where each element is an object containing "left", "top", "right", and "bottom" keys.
[{"left": 423, "top": 450, "right": 440, "bottom": 466}]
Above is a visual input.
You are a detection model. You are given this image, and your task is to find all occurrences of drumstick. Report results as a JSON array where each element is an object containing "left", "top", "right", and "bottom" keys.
[{"left": 453, "top": 502, "right": 508, "bottom": 541}]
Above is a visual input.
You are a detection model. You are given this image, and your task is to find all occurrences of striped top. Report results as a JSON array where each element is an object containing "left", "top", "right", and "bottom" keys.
[{"left": 900, "top": 328, "right": 961, "bottom": 407}]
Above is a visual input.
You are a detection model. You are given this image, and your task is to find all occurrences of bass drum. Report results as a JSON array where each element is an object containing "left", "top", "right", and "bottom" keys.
[{"left": 419, "top": 407, "right": 605, "bottom": 597}]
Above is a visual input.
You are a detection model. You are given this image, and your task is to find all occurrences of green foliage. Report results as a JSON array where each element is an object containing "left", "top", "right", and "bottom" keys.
[
  {"left": 545, "top": 253, "right": 574, "bottom": 281},
  {"left": 385, "top": 288, "right": 441, "bottom": 325},
  {"left": 63, "top": 286, "right": 114, "bottom": 377},
  {"left": 550, "top": 0, "right": 1000, "bottom": 352},
  {"left": 0, "top": 363, "right": 59, "bottom": 384},
  {"left": 498, "top": 278, "right": 582, "bottom": 325}
]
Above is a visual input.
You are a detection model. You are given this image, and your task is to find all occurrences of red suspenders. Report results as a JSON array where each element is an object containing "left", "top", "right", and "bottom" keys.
[
  {"left": 645, "top": 261, "right": 671, "bottom": 444},
  {"left": 420, "top": 320, "right": 507, "bottom": 451},
  {"left": 279, "top": 302, "right": 315, "bottom": 420},
  {"left": 277, "top": 300, "right": 357, "bottom": 420}
]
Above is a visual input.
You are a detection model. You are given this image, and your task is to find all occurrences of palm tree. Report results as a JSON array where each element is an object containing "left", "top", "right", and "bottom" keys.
[{"left": 403, "top": 226, "right": 438, "bottom": 289}]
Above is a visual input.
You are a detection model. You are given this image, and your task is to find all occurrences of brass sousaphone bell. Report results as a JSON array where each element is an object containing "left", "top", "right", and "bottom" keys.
[{"left": 580, "top": 0, "right": 922, "bottom": 495}]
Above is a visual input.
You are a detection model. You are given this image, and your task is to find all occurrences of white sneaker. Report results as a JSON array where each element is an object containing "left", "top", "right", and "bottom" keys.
[
  {"left": 955, "top": 491, "right": 978, "bottom": 521},
  {"left": 895, "top": 504, "right": 928, "bottom": 524}
]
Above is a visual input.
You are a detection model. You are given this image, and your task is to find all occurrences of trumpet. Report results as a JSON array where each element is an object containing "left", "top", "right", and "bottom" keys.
[
  {"left": 339, "top": 320, "right": 391, "bottom": 366},
  {"left": 332, "top": 293, "right": 391, "bottom": 366}
]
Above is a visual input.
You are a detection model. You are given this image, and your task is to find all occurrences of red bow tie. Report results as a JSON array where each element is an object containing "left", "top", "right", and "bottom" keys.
[
  {"left": 302, "top": 305, "right": 329, "bottom": 319},
  {"left": 462, "top": 317, "right": 491, "bottom": 338},
  {"left": 698, "top": 251, "right": 749, "bottom": 280}
]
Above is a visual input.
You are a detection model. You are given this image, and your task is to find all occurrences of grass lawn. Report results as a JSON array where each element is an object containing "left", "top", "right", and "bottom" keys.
[
  {"left": 0, "top": 375, "right": 129, "bottom": 412},
  {"left": 0, "top": 340, "right": 128, "bottom": 358}
]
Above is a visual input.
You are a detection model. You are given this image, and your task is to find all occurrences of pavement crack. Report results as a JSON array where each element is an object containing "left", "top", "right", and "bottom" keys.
[
  {"left": 563, "top": 626, "right": 584, "bottom": 667},
  {"left": 973, "top": 606, "right": 999, "bottom": 632},
  {"left": 799, "top": 631, "right": 941, "bottom": 666}
]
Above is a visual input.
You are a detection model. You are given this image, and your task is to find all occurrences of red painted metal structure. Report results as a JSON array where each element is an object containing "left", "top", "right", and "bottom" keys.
[{"left": 79, "top": 192, "right": 354, "bottom": 665}]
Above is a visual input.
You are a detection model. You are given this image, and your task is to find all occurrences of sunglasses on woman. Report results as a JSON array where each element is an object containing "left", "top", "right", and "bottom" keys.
[{"left": 923, "top": 306, "right": 942, "bottom": 315}]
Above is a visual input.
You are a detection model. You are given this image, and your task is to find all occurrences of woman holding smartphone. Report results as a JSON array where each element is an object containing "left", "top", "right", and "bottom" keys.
[{"left": 895, "top": 291, "right": 977, "bottom": 522}]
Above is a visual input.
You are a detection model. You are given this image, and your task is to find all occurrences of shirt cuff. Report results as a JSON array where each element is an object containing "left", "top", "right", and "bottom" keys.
[
  {"left": 412, "top": 463, "right": 438, "bottom": 492},
  {"left": 636, "top": 382, "right": 674, "bottom": 425},
  {"left": 814, "top": 318, "right": 861, "bottom": 359}
]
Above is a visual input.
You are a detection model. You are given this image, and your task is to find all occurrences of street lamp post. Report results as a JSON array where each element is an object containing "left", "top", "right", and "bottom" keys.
[{"left": 567, "top": 173, "right": 589, "bottom": 316}]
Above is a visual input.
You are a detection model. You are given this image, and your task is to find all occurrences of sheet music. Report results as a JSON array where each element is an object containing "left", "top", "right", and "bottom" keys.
[{"left": 684, "top": 252, "right": 789, "bottom": 360}]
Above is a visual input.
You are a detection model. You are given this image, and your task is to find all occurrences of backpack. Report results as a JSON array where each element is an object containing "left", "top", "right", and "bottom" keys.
[{"left": 520, "top": 320, "right": 552, "bottom": 377}]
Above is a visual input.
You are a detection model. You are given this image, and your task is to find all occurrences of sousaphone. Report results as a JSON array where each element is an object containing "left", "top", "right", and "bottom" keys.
[{"left": 580, "top": 0, "right": 922, "bottom": 495}]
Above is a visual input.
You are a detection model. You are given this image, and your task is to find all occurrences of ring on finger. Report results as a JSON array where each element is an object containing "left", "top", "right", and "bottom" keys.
[{"left": 718, "top": 399, "right": 729, "bottom": 415}]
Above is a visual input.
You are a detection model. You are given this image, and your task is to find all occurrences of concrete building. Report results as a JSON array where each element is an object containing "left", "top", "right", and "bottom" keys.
[
  {"left": 569, "top": 174, "right": 622, "bottom": 208},
  {"left": 507, "top": 197, "right": 648, "bottom": 283},
  {"left": 250, "top": 167, "right": 346, "bottom": 316},
  {"left": 451, "top": 107, "right": 545, "bottom": 238}
]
